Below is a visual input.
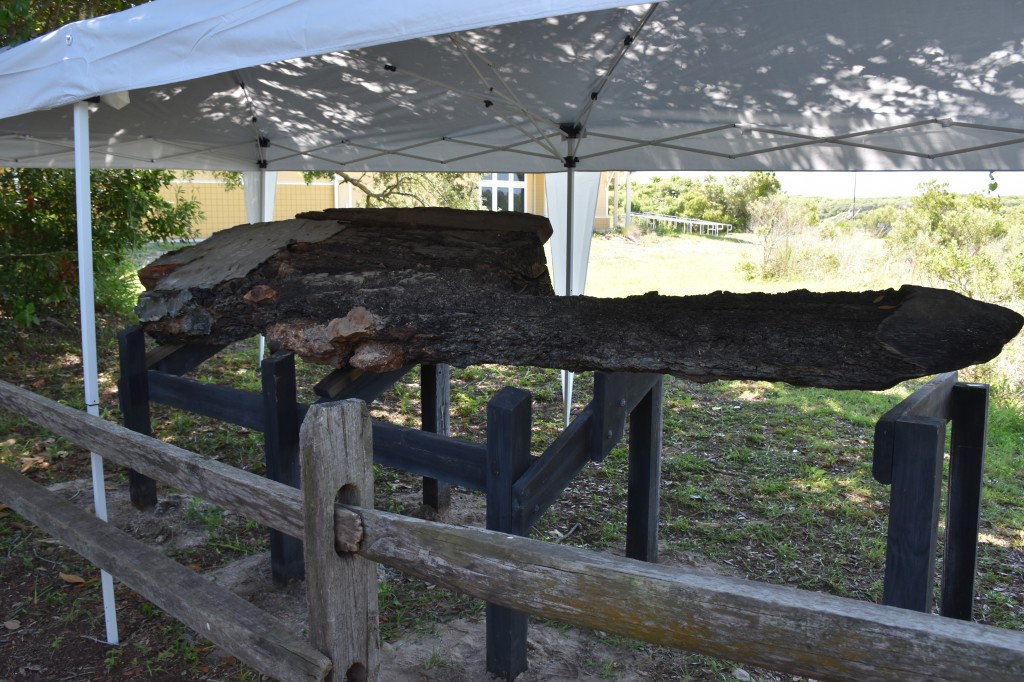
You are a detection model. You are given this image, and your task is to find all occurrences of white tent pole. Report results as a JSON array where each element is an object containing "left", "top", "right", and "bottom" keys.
[
  {"left": 244, "top": 169, "right": 277, "bottom": 364},
  {"left": 625, "top": 171, "right": 632, "bottom": 230},
  {"left": 73, "top": 101, "right": 119, "bottom": 646},
  {"left": 257, "top": 169, "right": 267, "bottom": 363},
  {"left": 562, "top": 135, "right": 577, "bottom": 426},
  {"left": 565, "top": 166, "right": 574, "bottom": 298},
  {"left": 612, "top": 174, "right": 619, "bottom": 230}
]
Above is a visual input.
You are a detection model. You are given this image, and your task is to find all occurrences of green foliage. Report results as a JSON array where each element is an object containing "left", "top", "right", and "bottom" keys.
[
  {"left": 739, "top": 194, "right": 819, "bottom": 280},
  {"left": 0, "top": 168, "right": 200, "bottom": 317},
  {"left": 885, "top": 181, "right": 1018, "bottom": 300},
  {"left": 1, "top": 1, "right": 144, "bottom": 47},
  {"left": 1, "top": 2, "right": 194, "bottom": 319},
  {"left": 626, "top": 172, "right": 781, "bottom": 233}
]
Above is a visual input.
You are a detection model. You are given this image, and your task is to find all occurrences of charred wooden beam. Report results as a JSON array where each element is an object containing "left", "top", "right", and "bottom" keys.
[{"left": 136, "top": 208, "right": 1023, "bottom": 391}]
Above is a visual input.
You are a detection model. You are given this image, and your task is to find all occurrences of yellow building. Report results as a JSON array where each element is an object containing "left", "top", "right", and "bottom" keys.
[{"left": 163, "top": 171, "right": 616, "bottom": 238}]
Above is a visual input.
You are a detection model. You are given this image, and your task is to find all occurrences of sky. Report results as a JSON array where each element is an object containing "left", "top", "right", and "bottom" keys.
[{"left": 630, "top": 171, "right": 1024, "bottom": 200}]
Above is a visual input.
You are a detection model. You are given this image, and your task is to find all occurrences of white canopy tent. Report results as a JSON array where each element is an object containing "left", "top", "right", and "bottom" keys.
[
  {"left": 3, "top": 0, "right": 1024, "bottom": 173},
  {"left": 2, "top": 0, "right": 1024, "bottom": 645}
]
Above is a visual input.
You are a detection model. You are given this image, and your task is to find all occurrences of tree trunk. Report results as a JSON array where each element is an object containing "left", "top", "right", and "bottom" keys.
[{"left": 136, "top": 208, "right": 1022, "bottom": 390}]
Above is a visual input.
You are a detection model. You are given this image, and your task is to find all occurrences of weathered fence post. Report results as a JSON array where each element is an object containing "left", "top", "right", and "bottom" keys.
[
  {"left": 301, "top": 400, "right": 379, "bottom": 682},
  {"left": 486, "top": 387, "right": 533, "bottom": 681},
  {"left": 420, "top": 364, "right": 452, "bottom": 513}
]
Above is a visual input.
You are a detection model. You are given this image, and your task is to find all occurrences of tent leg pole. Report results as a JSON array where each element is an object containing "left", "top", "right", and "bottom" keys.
[
  {"left": 562, "top": 146, "right": 576, "bottom": 426},
  {"left": 74, "top": 101, "right": 119, "bottom": 646},
  {"left": 566, "top": 162, "right": 574, "bottom": 298}
]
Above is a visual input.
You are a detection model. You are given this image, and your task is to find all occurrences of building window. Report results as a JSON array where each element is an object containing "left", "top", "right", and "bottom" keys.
[{"left": 480, "top": 172, "right": 526, "bottom": 212}]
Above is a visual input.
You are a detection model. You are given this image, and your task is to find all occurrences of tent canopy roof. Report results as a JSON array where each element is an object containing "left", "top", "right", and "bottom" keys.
[{"left": 1, "top": 0, "right": 1022, "bottom": 173}]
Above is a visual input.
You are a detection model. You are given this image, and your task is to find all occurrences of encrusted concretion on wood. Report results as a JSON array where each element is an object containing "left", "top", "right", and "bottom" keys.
[{"left": 135, "top": 208, "right": 1024, "bottom": 390}]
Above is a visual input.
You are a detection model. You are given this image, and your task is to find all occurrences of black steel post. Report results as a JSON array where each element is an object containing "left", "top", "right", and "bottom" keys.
[
  {"left": 117, "top": 326, "right": 158, "bottom": 510},
  {"left": 485, "top": 387, "right": 533, "bottom": 681},
  {"left": 421, "top": 364, "right": 452, "bottom": 513},
  {"left": 626, "top": 378, "right": 663, "bottom": 562},
  {"left": 262, "top": 351, "right": 304, "bottom": 583}
]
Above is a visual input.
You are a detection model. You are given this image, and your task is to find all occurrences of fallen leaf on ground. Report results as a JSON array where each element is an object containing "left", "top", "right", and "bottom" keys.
[
  {"left": 3, "top": 619, "right": 20, "bottom": 630},
  {"left": 59, "top": 572, "right": 86, "bottom": 584}
]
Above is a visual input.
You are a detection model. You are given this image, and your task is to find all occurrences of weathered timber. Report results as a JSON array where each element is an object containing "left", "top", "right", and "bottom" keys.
[
  {"left": 135, "top": 208, "right": 1023, "bottom": 391},
  {"left": 0, "top": 466, "right": 332, "bottom": 682},
  {"left": 301, "top": 401, "right": 379, "bottom": 681},
  {"left": 0, "top": 379, "right": 362, "bottom": 552},
  {"left": 355, "top": 506, "right": 1024, "bottom": 681}
]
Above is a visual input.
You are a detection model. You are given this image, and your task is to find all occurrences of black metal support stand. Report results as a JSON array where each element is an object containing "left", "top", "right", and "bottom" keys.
[
  {"left": 941, "top": 383, "right": 989, "bottom": 620},
  {"left": 261, "top": 351, "right": 304, "bottom": 583},
  {"left": 626, "top": 379, "right": 663, "bottom": 562},
  {"left": 873, "top": 372, "right": 990, "bottom": 619},
  {"left": 484, "top": 373, "right": 664, "bottom": 680},
  {"left": 117, "top": 327, "right": 158, "bottom": 511},
  {"left": 884, "top": 416, "right": 945, "bottom": 612},
  {"left": 485, "top": 388, "right": 533, "bottom": 681},
  {"left": 421, "top": 364, "right": 452, "bottom": 513},
  {"left": 116, "top": 327, "right": 664, "bottom": 681}
]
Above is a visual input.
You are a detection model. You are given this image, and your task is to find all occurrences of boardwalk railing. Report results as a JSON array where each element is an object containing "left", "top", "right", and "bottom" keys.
[
  {"left": 1, "top": 379, "right": 1023, "bottom": 681},
  {"left": 632, "top": 212, "right": 733, "bottom": 235}
]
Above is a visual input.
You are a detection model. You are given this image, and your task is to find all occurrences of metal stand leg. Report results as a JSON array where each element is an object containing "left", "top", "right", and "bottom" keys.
[
  {"left": 883, "top": 417, "right": 945, "bottom": 612},
  {"left": 626, "top": 378, "right": 662, "bottom": 562},
  {"left": 421, "top": 364, "right": 452, "bottom": 513},
  {"left": 262, "top": 351, "right": 304, "bottom": 583},
  {"left": 941, "top": 384, "right": 988, "bottom": 620},
  {"left": 485, "top": 388, "right": 532, "bottom": 681},
  {"left": 117, "top": 326, "right": 157, "bottom": 510}
]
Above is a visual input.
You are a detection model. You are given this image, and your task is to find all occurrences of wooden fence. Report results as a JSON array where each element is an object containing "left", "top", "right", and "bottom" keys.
[{"left": 2, "top": 379, "right": 1024, "bottom": 681}]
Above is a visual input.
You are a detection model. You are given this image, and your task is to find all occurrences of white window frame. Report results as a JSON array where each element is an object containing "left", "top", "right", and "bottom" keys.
[{"left": 479, "top": 172, "right": 527, "bottom": 212}]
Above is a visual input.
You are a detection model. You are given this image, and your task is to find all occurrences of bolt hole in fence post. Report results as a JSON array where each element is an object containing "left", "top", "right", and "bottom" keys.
[
  {"left": 346, "top": 662, "right": 368, "bottom": 682},
  {"left": 301, "top": 400, "right": 380, "bottom": 680},
  {"left": 336, "top": 483, "right": 361, "bottom": 512}
]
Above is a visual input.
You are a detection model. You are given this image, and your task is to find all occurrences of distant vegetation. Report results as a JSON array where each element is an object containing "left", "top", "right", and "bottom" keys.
[
  {"left": 618, "top": 172, "right": 782, "bottom": 233},
  {"left": 742, "top": 181, "right": 1024, "bottom": 304},
  {"left": 620, "top": 174, "right": 1024, "bottom": 402}
]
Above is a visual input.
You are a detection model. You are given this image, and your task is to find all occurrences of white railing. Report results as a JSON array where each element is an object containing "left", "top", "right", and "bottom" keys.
[{"left": 632, "top": 212, "right": 733, "bottom": 235}]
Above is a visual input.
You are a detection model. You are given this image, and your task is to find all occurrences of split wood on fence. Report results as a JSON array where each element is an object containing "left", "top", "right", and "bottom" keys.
[{"left": 1, "top": 380, "right": 1024, "bottom": 681}]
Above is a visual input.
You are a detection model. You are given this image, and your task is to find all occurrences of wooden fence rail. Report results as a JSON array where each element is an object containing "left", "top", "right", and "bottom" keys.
[
  {"left": 3, "top": 380, "right": 1024, "bottom": 681},
  {"left": 0, "top": 465, "right": 332, "bottom": 681}
]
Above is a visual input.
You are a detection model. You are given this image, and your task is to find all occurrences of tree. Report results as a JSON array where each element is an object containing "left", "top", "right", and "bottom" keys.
[
  {"left": 1, "top": 1, "right": 200, "bottom": 323},
  {"left": 886, "top": 181, "right": 1015, "bottom": 300},
  {"left": 724, "top": 171, "right": 782, "bottom": 232},
  {"left": 627, "top": 172, "right": 781, "bottom": 233},
  {"left": 1, "top": 1, "right": 139, "bottom": 46},
  {"left": 0, "top": 168, "right": 200, "bottom": 322},
  {"left": 309, "top": 171, "right": 481, "bottom": 210}
]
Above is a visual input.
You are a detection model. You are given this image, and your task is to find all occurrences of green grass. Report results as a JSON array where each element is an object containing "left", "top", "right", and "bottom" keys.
[{"left": 584, "top": 232, "right": 768, "bottom": 297}]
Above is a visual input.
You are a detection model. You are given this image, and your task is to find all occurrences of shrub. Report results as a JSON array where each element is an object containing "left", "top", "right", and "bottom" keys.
[{"left": 0, "top": 168, "right": 199, "bottom": 321}]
